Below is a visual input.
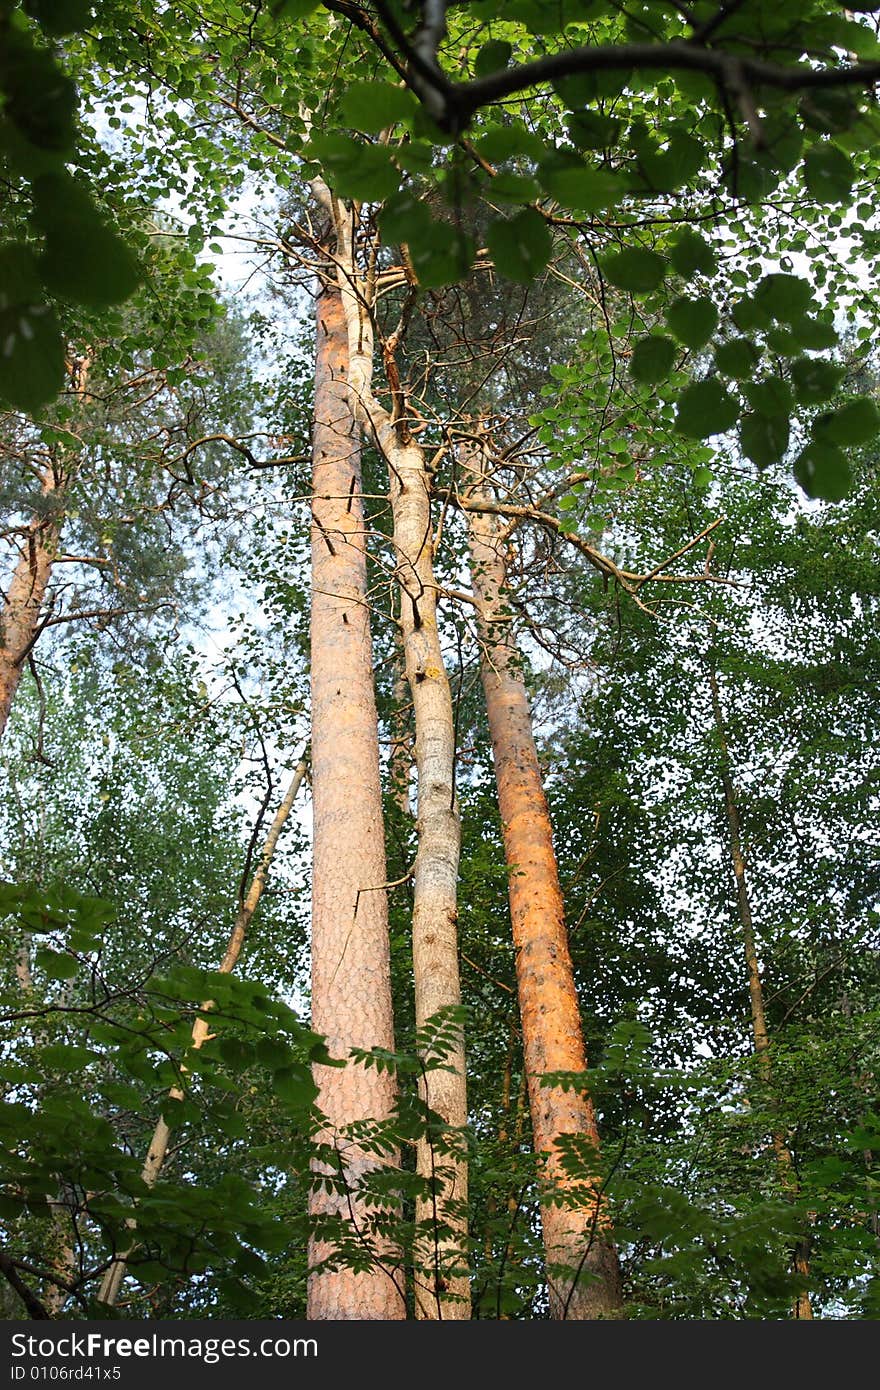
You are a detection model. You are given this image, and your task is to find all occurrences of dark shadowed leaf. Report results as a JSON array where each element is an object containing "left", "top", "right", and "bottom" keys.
[
  {"left": 602, "top": 247, "right": 666, "bottom": 294},
  {"left": 488, "top": 208, "right": 552, "bottom": 282},
  {"left": 739, "top": 411, "right": 790, "bottom": 467},
  {"left": 676, "top": 380, "right": 739, "bottom": 438},
  {"left": 630, "top": 334, "right": 678, "bottom": 384},
  {"left": 793, "top": 442, "right": 852, "bottom": 499},
  {"left": 666, "top": 296, "right": 718, "bottom": 349}
]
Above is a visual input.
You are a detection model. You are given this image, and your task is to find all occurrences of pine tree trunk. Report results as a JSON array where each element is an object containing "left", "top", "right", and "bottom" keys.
[
  {"left": 332, "top": 207, "right": 470, "bottom": 1319},
  {"left": 0, "top": 470, "right": 62, "bottom": 739},
  {"left": 707, "top": 663, "right": 813, "bottom": 1320},
  {"left": 467, "top": 477, "right": 622, "bottom": 1320},
  {"left": 98, "top": 757, "right": 308, "bottom": 1309},
  {"left": 306, "top": 285, "right": 404, "bottom": 1320}
]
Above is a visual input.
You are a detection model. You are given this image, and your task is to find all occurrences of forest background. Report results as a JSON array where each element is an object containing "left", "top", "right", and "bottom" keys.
[{"left": 0, "top": 0, "right": 878, "bottom": 1321}]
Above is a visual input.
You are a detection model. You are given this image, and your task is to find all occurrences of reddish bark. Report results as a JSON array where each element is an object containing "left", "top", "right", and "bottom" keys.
[
  {"left": 469, "top": 485, "right": 622, "bottom": 1320},
  {"left": 0, "top": 470, "right": 61, "bottom": 739}
]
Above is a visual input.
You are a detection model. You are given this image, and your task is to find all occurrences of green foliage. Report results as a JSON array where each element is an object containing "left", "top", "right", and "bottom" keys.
[
  {"left": 676, "top": 379, "right": 739, "bottom": 438},
  {"left": 630, "top": 333, "right": 678, "bottom": 384},
  {"left": 0, "top": 1, "right": 148, "bottom": 408},
  {"left": 487, "top": 208, "right": 552, "bottom": 282},
  {"left": 1, "top": 0, "right": 879, "bottom": 1323}
]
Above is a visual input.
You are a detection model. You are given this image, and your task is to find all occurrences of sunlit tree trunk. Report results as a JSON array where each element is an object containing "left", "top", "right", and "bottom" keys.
[
  {"left": 387, "top": 430, "right": 468, "bottom": 1319},
  {"left": 1, "top": 358, "right": 89, "bottom": 741},
  {"left": 707, "top": 663, "right": 813, "bottom": 1320},
  {"left": 334, "top": 205, "right": 470, "bottom": 1319},
  {"left": 0, "top": 468, "right": 62, "bottom": 739},
  {"left": 306, "top": 282, "right": 405, "bottom": 1320},
  {"left": 467, "top": 463, "right": 622, "bottom": 1320},
  {"left": 98, "top": 756, "right": 308, "bottom": 1309}
]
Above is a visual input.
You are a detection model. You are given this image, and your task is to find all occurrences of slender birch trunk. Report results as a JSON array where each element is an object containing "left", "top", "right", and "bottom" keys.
[
  {"left": 466, "top": 463, "right": 622, "bottom": 1319},
  {"left": 0, "top": 468, "right": 62, "bottom": 739},
  {"left": 98, "top": 757, "right": 308, "bottom": 1309},
  {"left": 334, "top": 207, "right": 469, "bottom": 1319},
  {"left": 306, "top": 281, "right": 404, "bottom": 1320},
  {"left": 387, "top": 430, "right": 468, "bottom": 1319},
  {"left": 390, "top": 625, "right": 413, "bottom": 817},
  {"left": 707, "top": 664, "right": 813, "bottom": 1320}
]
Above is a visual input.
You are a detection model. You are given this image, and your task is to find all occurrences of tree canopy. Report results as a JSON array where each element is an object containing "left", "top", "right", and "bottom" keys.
[{"left": 0, "top": 0, "right": 878, "bottom": 1323}]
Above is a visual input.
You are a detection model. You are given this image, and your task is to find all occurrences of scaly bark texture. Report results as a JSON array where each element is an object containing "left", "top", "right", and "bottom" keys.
[
  {"left": 334, "top": 208, "right": 469, "bottom": 1319},
  {"left": 707, "top": 664, "right": 813, "bottom": 1320},
  {"left": 307, "top": 284, "right": 404, "bottom": 1321},
  {"left": 467, "top": 472, "right": 622, "bottom": 1320},
  {"left": 98, "top": 757, "right": 308, "bottom": 1309},
  {"left": 0, "top": 467, "right": 62, "bottom": 739}
]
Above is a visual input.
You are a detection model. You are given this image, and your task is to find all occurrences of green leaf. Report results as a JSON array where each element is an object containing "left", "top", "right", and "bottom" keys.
[
  {"left": 0, "top": 249, "right": 64, "bottom": 412},
  {"left": 23, "top": 0, "right": 91, "bottom": 35},
  {"left": 35, "top": 948, "right": 79, "bottom": 979},
  {"left": 474, "top": 124, "right": 547, "bottom": 163},
  {"left": 803, "top": 143, "right": 855, "bottom": 202},
  {"left": 800, "top": 89, "right": 859, "bottom": 134},
  {"left": 474, "top": 39, "right": 512, "bottom": 78},
  {"left": 538, "top": 157, "right": 625, "bottom": 211},
  {"left": 379, "top": 189, "right": 433, "bottom": 244},
  {"left": 669, "top": 229, "right": 717, "bottom": 278},
  {"left": 565, "top": 110, "right": 621, "bottom": 150},
  {"left": 739, "top": 411, "right": 790, "bottom": 468},
  {"left": 307, "top": 134, "right": 399, "bottom": 202},
  {"left": 218, "top": 1037, "right": 255, "bottom": 1071},
  {"left": 636, "top": 134, "right": 704, "bottom": 193},
  {"left": 732, "top": 295, "right": 773, "bottom": 334},
  {"left": 761, "top": 113, "right": 804, "bottom": 174},
  {"left": 487, "top": 208, "right": 552, "bottom": 282},
  {"left": 602, "top": 247, "right": 666, "bottom": 295},
  {"left": 714, "top": 338, "right": 761, "bottom": 380},
  {"left": 272, "top": 1064, "right": 318, "bottom": 1109},
  {"left": 41, "top": 1043, "right": 92, "bottom": 1069},
  {"left": 630, "top": 334, "right": 677, "bottom": 384},
  {"left": 675, "top": 380, "right": 738, "bottom": 438},
  {"left": 489, "top": 171, "right": 542, "bottom": 203},
  {"left": 340, "top": 81, "right": 415, "bottom": 134},
  {"left": 793, "top": 442, "right": 852, "bottom": 500},
  {"left": 811, "top": 398, "right": 880, "bottom": 446},
  {"left": 744, "top": 377, "right": 793, "bottom": 416},
  {"left": 0, "top": 35, "right": 77, "bottom": 154},
  {"left": 552, "top": 72, "right": 600, "bottom": 108},
  {"left": 754, "top": 273, "right": 813, "bottom": 323},
  {"left": 255, "top": 1037, "right": 293, "bottom": 1069},
  {"left": 272, "top": 0, "right": 321, "bottom": 17},
  {"left": 790, "top": 356, "right": 845, "bottom": 405},
  {"left": 33, "top": 175, "right": 142, "bottom": 308},
  {"left": 408, "top": 224, "right": 474, "bottom": 288},
  {"left": 665, "top": 296, "right": 718, "bottom": 349},
  {"left": 789, "top": 317, "right": 839, "bottom": 351}
]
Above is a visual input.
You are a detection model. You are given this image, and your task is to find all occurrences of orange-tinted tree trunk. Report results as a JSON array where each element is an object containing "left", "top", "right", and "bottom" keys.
[
  {"left": 707, "top": 662, "right": 812, "bottom": 1320},
  {"left": 467, "top": 476, "right": 622, "bottom": 1320},
  {"left": 0, "top": 468, "right": 62, "bottom": 739},
  {"left": 307, "top": 284, "right": 404, "bottom": 1320}
]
